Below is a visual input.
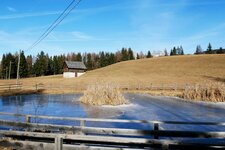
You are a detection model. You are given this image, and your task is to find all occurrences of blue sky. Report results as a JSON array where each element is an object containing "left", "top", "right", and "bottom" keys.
[{"left": 0, "top": 0, "right": 225, "bottom": 57}]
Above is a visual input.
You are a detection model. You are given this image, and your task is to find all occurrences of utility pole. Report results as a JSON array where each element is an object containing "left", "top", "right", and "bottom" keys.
[
  {"left": 5, "top": 67, "right": 8, "bottom": 80},
  {"left": 16, "top": 50, "right": 21, "bottom": 84},
  {"left": 9, "top": 61, "right": 12, "bottom": 80}
]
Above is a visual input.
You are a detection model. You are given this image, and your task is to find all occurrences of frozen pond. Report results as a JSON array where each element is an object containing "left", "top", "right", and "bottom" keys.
[{"left": 0, "top": 93, "right": 225, "bottom": 131}]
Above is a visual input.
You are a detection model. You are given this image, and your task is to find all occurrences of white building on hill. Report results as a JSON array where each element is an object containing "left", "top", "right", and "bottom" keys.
[{"left": 63, "top": 61, "right": 87, "bottom": 78}]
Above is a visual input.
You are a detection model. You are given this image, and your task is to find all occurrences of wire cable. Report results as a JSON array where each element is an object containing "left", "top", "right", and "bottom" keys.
[
  {"left": 26, "top": 0, "right": 82, "bottom": 51},
  {"left": 27, "top": 0, "right": 76, "bottom": 51}
]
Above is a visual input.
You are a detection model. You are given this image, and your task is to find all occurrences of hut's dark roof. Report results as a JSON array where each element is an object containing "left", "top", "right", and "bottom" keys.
[{"left": 65, "top": 61, "right": 87, "bottom": 70}]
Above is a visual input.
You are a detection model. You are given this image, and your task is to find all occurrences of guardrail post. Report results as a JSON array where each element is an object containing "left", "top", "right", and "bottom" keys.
[
  {"left": 80, "top": 120, "right": 86, "bottom": 146},
  {"left": 79, "top": 120, "right": 86, "bottom": 135},
  {"left": 55, "top": 136, "right": 63, "bottom": 150},
  {"left": 80, "top": 120, "right": 85, "bottom": 127},
  {"left": 26, "top": 116, "right": 31, "bottom": 123},
  {"left": 154, "top": 123, "right": 159, "bottom": 139}
]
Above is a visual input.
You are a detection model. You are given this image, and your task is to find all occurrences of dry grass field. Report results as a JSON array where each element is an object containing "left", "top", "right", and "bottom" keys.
[
  {"left": 79, "top": 54, "right": 225, "bottom": 85},
  {"left": 0, "top": 54, "right": 225, "bottom": 101}
]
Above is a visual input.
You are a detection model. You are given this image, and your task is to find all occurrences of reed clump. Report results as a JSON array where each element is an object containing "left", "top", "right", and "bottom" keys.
[
  {"left": 80, "top": 83, "right": 129, "bottom": 106},
  {"left": 182, "top": 83, "right": 225, "bottom": 102}
]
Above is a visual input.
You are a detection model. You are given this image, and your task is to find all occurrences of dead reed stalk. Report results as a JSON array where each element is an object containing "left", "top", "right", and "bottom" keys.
[
  {"left": 182, "top": 82, "right": 225, "bottom": 102},
  {"left": 80, "top": 83, "right": 129, "bottom": 106}
]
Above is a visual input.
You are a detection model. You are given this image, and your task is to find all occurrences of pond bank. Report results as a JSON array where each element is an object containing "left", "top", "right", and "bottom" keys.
[
  {"left": 0, "top": 85, "right": 182, "bottom": 98},
  {"left": 0, "top": 87, "right": 224, "bottom": 103}
]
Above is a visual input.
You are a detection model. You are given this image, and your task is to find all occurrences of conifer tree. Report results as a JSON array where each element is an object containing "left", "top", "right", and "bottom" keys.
[
  {"left": 172, "top": 47, "right": 177, "bottom": 55},
  {"left": 0, "top": 54, "right": 6, "bottom": 79},
  {"left": 26, "top": 55, "right": 33, "bottom": 76},
  {"left": 147, "top": 51, "right": 152, "bottom": 58},
  {"left": 99, "top": 51, "right": 106, "bottom": 67},
  {"left": 128, "top": 48, "right": 134, "bottom": 60},
  {"left": 1, "top": 53, "right": 17, "bottom": 79},
  {"left": 109, "top": 53, "right": 116, "bottom": 64},
  {"left": 33, "top": 51, "right": 48, "bottom": 76},
  {"left": 207, "top": 43, "right": 212, "bottom": 54},
  {"left": 86, "top": 53, "right": 92, "bottom": 70},
  {"left": 53, "top": 56, "right": 60, "bottom": 74},
  {"left": 58, "top": 55, "right": 65, "bottom": 74},
  {"left": 19, "top": 51, "right": 28, "bottom": 78},
  {"left": 170, "top": 49, "right": 173, "bottom": 56},
  {"left": 136, "top": 53, "right": 140, "bottom": 59},
  {"left": 47, "top": 56, "right": 54, "bottom": 75},
  {"left": 76, "top": 53, "right": 82, "bottom": 61},
  {"left": 121, "top": 48, "right": 129, "bottom": 61}
]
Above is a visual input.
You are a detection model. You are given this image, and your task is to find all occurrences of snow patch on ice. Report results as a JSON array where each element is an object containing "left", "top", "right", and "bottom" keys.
[{"left": 100, "top": 103, "right": 137, "bottom": 108}]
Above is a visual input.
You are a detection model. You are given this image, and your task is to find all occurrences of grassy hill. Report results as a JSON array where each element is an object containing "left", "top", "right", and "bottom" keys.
[
  {"left": 0, "top": 54, "right": 225, "bottom": 95},
  {"left": 79, "top": 54, "right": 225, "bottom": 85}
]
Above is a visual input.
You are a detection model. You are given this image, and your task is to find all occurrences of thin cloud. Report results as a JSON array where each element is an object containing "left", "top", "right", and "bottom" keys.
[
  {"left": 0, "top": 6, "right": 117, "bottom": 20},
  {"left": 0, "top": 4, "right": 138, "bottom": 21},
  {"left": 186, "top": 0, "right": 225, "bottom": 6},
  {"left": 0, "top": 29, "right": 95, "bottom": 54},
  {"left": 7, "top": 6, "right": 16, "bottom": 12},
  {"left": 0, "top": 11, "right": 61, "bottom": 20},
  {"left": 132, "top": 1, "right": 225, "bottom": 8},
  {"left": 72, "top": 31, "right": 93, "bottom": 40},
  {"left": 0, "top": 3, "right": 151, "bottom": 21},
  {"left": 44, "top": 31, "right": 95, "bottom": 42}
]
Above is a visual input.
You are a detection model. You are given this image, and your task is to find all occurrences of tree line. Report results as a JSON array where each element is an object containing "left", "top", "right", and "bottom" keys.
[
  {"left": 0, "top": 48, "right": 154, "bottom": 79},
  {"left": 195, "top": 43, "right": 225, "bottom": 54},
  {"left": 1, "top": 43, "right": 223, "bottom": 79},
  {"left": 170, "top": 46, "right": 184, "bottom": 55}
]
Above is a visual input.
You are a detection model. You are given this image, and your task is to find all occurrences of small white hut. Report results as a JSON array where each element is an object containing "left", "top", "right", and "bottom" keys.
[{"left": 63, "top": 61, "right": 87, "bottom": 78}]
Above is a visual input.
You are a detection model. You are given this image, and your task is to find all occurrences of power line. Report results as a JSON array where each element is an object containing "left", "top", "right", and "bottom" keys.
[
  {"left": 26, "top": 0, "right": 82, "bottom": 51},
  {"left": 15, "top": 0, "right": 82, "bottom": 83},
  {"left": 27, "top": 0, "right": 76, "bottom": 51}
]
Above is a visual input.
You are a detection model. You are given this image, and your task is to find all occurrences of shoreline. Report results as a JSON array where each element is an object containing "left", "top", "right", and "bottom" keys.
[{"left": 1, "top": 89, "right": 224, "bottom": 103}]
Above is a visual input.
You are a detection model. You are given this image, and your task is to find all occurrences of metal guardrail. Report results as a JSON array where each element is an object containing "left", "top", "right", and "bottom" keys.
[
  {"left": 0, "top": 83, "right": 22, "bottom": 91},
  {"left": 0, "top": 83, "right": 45, "bottom": 95},
  {"left": 0, "top": 112, "right": 225, "bottom": 149},
  {"left": 0, "top": 83, "right": 190, "bottom": 93},
  {"left": 0, "top": 112, "right": 225, "bottom": 126}
]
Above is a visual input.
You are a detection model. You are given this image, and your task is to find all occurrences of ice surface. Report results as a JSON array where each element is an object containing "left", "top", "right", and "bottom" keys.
[{"left": 0, "top": 93, "right": 224, "bottom": 131}]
